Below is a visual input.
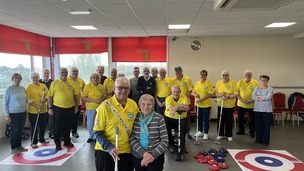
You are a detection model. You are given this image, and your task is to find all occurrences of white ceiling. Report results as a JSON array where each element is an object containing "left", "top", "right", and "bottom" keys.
[{"left": 0, "top": 0, "right": 304, "bottom": 38}]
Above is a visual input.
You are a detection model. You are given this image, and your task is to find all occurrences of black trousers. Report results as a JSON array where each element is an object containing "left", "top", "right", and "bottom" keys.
[
  {"left": 237, "top": 107, "right": 255, "bottom": 133},
  {"left": 165, "top": 116, "right": 187, "bottom": 146},
  {"left": 155, "top": 97, "right": 166, "bottom": 115},
  {"left": 217, "top": 107, "right": 233, "bottom": 137},
  {"left": 53, "top": 106, "right": 74, "bottom": 146},
  {"left": 72, "top": 105, "right": 81, "bottom": 133},
  {"left": 95, "top": 150, "right": 134, "bottom": 171},
  {"left": 28, "top": 112, "right": 47, "bottom": 144},
  {"left": 133, "top": 154, "right": 165, "bottom": 171}
]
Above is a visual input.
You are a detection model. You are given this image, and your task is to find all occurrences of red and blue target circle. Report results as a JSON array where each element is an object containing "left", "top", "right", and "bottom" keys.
[
  {"left": 255, "top": 156, "right": 283, "bottom": 167},
  {"left": 12, "top": 143, "right": 76, "bottom": 164},
  {"left": 235, "top": 150, "right": 304, "bottom": 171},
  {"left": 33, "top": 148, "right": 58, "bottom": 157}
]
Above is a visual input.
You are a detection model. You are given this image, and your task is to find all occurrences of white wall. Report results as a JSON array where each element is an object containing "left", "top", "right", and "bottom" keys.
[{"left": 167, "top": 36, "right": 304, "bottom": 97}]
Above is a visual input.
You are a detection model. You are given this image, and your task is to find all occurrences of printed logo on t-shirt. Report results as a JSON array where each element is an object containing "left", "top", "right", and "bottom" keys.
[{"left": 127, "top": 113, "right": 135, "bottom": 119}]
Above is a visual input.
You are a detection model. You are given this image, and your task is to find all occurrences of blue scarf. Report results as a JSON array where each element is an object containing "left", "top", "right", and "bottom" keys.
[{"left": 139, "top": 111, "right": 154, "bottom": 150}]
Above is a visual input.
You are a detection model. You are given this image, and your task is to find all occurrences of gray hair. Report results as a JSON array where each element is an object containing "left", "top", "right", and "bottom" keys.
[
  {"left": 139, "top": 94, "right": 155, "bottom": 109},
  {"left": 115, "top": 76, "right": 130, "bottom": 87},
  {"left": 30, "top": 72, "right": 40, "bottom": 79},
  {"left": 42, "top": 68, "right": 50, "bottom": 73}
]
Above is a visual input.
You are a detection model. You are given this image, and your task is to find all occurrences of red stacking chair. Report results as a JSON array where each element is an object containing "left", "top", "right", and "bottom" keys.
[
  {"left": 272, "top": 92, "right": 292, "bottom": 126},
  {"left": 189, "top": 95, "right": 197, "bottom": 122},
  {"left": 291, "top": 95, "right": 304, "bottom": 125},
  {"left": 233, "top": 98, "right": 249, "bottom": 130},
  {"left": 80, "top": 100, "right": 86, "bottom": 127}
]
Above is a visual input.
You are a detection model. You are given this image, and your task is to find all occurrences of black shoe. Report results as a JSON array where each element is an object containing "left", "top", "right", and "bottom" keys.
[
  {"left": 263, "top": 143, "right": 269, "bottom": 146},
  {"left": 254, "top": 140, "right": 261, "bottom": 144},
  {"left": 236, "top": 131, "right": 245, "bottom": 135},
  {"left": 64, "top": 142, "right": 74, "bottom": 147},
  {"left": 87, "top": 138, "right": 93, "bottom": 143},
  {"left": 56, "top": 146, "right": 62, "bottom": 151},
  {"left": 250, "top": 133, "right": 254, "bottom": 138},
  {"left": 186, "top": 133, "right": 192, "bottom": 139},
  {"left": 61, "top": 137, "right": 64, "bottom": 141},
  {"left": 72, "top": 132, "right": 79, "bottom": 138},
  {"left": 49, "top": 134, "right": 54, "bottom": 139}
]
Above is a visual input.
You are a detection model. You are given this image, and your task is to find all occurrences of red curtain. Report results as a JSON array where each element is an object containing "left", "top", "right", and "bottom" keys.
[
  {"left": 112, "top": 37, "right": 166, "bottom": 62},
  {"left": 0, "top": 24, "right": 50, "bottom": 57},
  {"left": 54, "top": 38, "right": 108, "bottom": 54}
]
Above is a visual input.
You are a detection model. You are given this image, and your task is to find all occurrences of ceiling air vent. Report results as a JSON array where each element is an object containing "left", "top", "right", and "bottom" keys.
[{"left": 214, "top": 0, "right": 294, "bottom": 11}]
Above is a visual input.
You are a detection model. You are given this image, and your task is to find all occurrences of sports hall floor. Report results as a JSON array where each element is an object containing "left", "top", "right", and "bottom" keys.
[{"left": 0, "top": 120, "right": 303, "bottom": 171}]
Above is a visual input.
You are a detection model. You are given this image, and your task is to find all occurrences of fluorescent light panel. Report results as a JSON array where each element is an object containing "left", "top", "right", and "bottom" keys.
[
  {"left": 169, "top": 24, "right": 191, "bottom": 29},
  {"left": 265, "top": 22, "right": 296, "bottom": 28},
  {"left": 70, "top": 10, "right": 91, "bottom": 15},
  {"left": 71, "top": 26, "right": 97, "bottom": 30}
]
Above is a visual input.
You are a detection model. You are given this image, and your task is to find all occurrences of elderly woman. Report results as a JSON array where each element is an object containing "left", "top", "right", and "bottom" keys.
[
  {"left": 192, "top": 70, "right": 213, "bottom": 140},
  {"left": 26, "top": 72, "right": 49, "bottom": 148},
  {"left": 214, "top": 70, "right": 238, "bottom": 142},
  {"left": 82, "top": 73, "right": 106, "bottom": 143},
  {"left": 3, "top": 73, "right": 28, "bottom": 155},
  {"left": 252, "top": 75, "right": 273, "bottom": 146},
  {"left": 130, "top": 94, "right": 168, "bottom": 171}
]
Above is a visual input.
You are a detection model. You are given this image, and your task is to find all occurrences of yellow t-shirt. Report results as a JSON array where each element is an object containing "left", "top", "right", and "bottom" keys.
[
  {"left": 67, "top": 76, "right": 86, "bottom": 106},
  {"left": 165, "top": 94, "right": 189, "bottom": 119},
  {"left": 237, "top": 79, "right": 259, "bottom": 108},
  {"left": 193, "top": 80, "right": 213, "bottom": 108},
  {"left": 26, "top": 83, "right": 48, "bottom": 114},
  {"left": 214, "top": 79, "right": 237, "bottom": 108},
  {"left": 155, "top": 77, "right": 173, "bottom": 98},
  {"left": 172, "top": 75, "right": 193, "bottom": 97},
  {"left": 48, "top": 79, "right": 77, "bottom": 108},
  {"left": 103, "top": 77, "right": 115, "bottom": 99},
  {"left": 82, "top": 82, "right": 106, "bottom": 110},
  {"left": 94, "top": 96, "right": 139, "bottom": 153}
]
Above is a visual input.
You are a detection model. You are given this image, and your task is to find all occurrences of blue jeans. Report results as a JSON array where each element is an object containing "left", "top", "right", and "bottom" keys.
[
  {"left": 198, "top": 107, "right": 211, "bottom": 133},
  {"left": 9, "top": 112, "right": 26, "bottom": 149},
  {"left": 86, "top": 109, "right": 97, "bottom": 139}
]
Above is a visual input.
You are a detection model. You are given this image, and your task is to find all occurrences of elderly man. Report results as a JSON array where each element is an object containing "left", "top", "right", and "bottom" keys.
[
  {"left": 103, "top": 67, "right": 117, "bottom": 99},
  {"left": 67, "top": 67, "right": 86, "bottom": 138},
  {"left": 236, "top": 70, "right": 259, "bottom": 138},
  {"left": 137, "top": 67, "right": 156, "bottom": 98},
  {"left": 172, "top": 66, "right": 193, "bottom": 139},
  {"left": 165, "top": 85, "right": 189, "bottom": 151},
  {"left": 39, "top": 68, "right": 54, "bottom": 139},
  {"left": 155, "top": 67, "right": 173, "bottom": 115},
  {"left": 94, "top": 77, "right": 139, "bottom": 171},
  {"left": 48, "top": 67, "right": 79, "bottom": 151},
  {"left": 151, "top": 67, "right": 159, "bottom": 79},
  {"left": 129, "top": 67, "right": 140, "bottom": 104},
  {"left": 96, "top": 66, "right": 107, "bottom": 85}
]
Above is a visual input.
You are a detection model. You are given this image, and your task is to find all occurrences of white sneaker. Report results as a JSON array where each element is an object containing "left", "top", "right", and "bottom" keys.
[
  {"left": 216, "top": 136, "right": 223, "bottom": 141},
  {"left": 203, "top": 134, "right": 208, "bottom": 140},
  {"left": 195, "top": 131, "right": 203, "bottom": 137},
  {"left": 228, "top": 137, "right": 233, "bottom": 142}
]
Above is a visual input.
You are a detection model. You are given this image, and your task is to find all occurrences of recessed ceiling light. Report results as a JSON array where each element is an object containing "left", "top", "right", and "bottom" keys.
[
  {"left": 168, "top": 24, "right": 191, "bottom": 29},
  {"left": 265, "top": 22, "right": 296, "bottom": 28},
  {"left": 70, "top": 10, "right": 91, "bottom": 15},
  {"left": 71, "top": 26, "right": 97, "bottom": 30}
]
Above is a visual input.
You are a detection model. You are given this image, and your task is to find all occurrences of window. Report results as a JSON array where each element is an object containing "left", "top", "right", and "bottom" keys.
[
  {"left": 0, "top": 53, "right": 31, "bottom": 94},
  {"left": 58, "top": 52, "right": 108, "bottom": 83},
  {"left": 115, "top": 62, "right": 167, "bottom": 79}
]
